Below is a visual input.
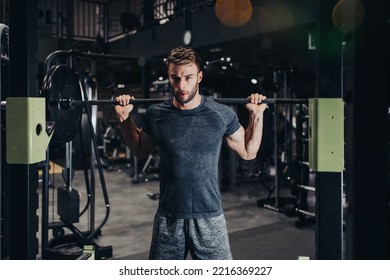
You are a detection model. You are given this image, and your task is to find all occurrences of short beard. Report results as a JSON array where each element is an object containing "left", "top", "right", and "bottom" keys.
[{"left": 174, "top": 84, "right": 198, "bottom": 105}]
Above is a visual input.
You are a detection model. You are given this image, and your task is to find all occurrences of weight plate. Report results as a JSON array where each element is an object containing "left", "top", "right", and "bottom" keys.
[{"left": 41, "top": 64, "right": 82, "bottom": 143}]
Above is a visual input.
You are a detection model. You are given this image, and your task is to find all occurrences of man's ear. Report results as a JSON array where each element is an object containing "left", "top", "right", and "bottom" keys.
[{"left": 198, "top": 70, "right": 203, "bottom": 83}]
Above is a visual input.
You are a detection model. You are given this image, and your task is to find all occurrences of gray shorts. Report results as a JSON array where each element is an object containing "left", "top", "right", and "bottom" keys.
[{"left": 149, "top": 211, "right": 233, "bottom": 260}]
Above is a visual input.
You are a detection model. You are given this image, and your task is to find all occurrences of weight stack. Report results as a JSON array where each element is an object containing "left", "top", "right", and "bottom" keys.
[{"left": 57, "top": 186, "right": 80, "bottom": 224}]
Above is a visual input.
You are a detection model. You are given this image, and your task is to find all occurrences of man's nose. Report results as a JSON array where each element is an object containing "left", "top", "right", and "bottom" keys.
[{"left": 178, "top": 78, "right": 186, "bottom": 90}]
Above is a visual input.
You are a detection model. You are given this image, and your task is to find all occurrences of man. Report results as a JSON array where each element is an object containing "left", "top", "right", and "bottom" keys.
[{"left": 115, "top": 46, "right": 267, "bottom": 260}]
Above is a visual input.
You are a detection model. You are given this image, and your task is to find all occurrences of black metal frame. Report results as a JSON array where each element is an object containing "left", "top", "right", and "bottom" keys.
[
  {"left": 4, "top": 0, "right": 40, "bottom": 260},
  {"left": 40, "top": 50, "right": 137, "bottom": 259}
]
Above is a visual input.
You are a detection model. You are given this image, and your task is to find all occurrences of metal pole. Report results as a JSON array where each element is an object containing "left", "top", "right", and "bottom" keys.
[{"left": 274, "top": 92, "right": 279, "bottom": 208}]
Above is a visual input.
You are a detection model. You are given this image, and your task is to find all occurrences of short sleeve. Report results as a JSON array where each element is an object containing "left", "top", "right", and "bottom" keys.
[{"left": 224, "top": 107, "right": 241, "bottom": 136}]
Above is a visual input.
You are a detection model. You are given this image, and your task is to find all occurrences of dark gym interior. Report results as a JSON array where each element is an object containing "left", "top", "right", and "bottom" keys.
[{"left": 0, "top": 0, "right": 389, "bottom": 261}]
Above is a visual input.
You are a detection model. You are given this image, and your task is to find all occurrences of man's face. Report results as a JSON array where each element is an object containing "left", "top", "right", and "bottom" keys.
[{"left": 168, "top": 63, "right": 203, "bottom": 105}]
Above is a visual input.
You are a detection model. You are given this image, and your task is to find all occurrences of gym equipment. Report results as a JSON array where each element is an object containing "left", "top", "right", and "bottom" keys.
[
  {"left": 0, "top": 64, "right": 310, "bottom": 148},
  {"left": 308, "top": 98, "right": 344, "bottom": 172},
  {"left": 38, "top": 50, "right": 141, "bottom": 260},
  {"left": 41, "top": 63, "right": 82, "bottom": 143},
  {"left": 294, "top": 110, "right": 316, "bottom": 227},
  {"left": 69, "top": 97, "right": 308, "bottom": 106},
  {"left": 6, "top": 97, "right": 54, "bottom": 164},
  {"left": 4, "top": 63, "right": 344, "bottom": 173}
]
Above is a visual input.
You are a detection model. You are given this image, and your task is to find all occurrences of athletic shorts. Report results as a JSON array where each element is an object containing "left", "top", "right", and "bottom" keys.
[{"left": 148, "top": 211, "right": 233, "bottom": 260}]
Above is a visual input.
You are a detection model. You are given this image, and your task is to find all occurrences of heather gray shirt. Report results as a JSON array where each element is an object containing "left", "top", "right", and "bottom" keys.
[{"left": 142, "top": 96, "right": 241, "bottom": 219}]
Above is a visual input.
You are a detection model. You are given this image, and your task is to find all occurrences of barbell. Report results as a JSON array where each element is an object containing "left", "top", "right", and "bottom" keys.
[
  {"left": 2, "top": 64, "right": 345, "bottom": 172},
  {"left": 66, "top": 97, "right": 307, "bottom": 107},
  {"left": 5, "top": 64, "right": 308, "bottom": 143}
]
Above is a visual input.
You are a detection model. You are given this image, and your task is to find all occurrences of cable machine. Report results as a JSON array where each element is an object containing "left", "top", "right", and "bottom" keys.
[{"left": 40, "top": 49, "right": 138, "bottom": 259}]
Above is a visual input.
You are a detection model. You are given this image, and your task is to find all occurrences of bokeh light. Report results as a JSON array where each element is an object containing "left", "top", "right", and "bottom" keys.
[
  {"left": 215, "top": 0, "right": 253, "bottom": 27},
  {"left": 251, "top": 7, "right": 276, "bottom": 33},
  {"left": 332, "top": 0, "right": 365, "bottom": 33}
]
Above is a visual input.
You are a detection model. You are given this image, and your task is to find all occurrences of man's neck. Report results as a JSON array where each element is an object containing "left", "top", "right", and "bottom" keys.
[{"left": 173, "top": 93, "right": 202, "bottom": 110}]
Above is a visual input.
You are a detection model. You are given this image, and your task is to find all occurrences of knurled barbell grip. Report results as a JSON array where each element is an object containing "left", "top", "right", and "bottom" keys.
[
  {"left": 70, "top": 98, "right": 165, "bottom": 106},
  {"left": 213, "top": 98, "right": 308, "bottom": 105}
]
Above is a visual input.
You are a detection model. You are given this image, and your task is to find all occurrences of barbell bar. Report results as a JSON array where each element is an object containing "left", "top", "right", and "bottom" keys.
[
  {"left": 2, "top": 96, "right": 309, "bottom": 109},
  {"left": 62, "top": 97, "right": 308, "bottom": 108},
  {"left": 1, "top": 97, "right": 308, "bottom": 111}
]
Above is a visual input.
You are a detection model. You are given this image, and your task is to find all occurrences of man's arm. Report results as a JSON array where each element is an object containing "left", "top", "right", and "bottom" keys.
[
  {"left": 115, "top": 95, "right": 155, "bottom": 159},
  {"left": 224, "top": 93, "right": 267, "bottom": 160}
]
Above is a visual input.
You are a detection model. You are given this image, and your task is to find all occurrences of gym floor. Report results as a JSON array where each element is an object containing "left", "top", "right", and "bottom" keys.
[{"left": 39, "top": 160, "right": 315, "bottom": 260}]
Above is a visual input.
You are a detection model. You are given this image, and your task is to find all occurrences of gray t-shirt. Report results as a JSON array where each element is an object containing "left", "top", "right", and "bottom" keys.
[{"left": 142, "top": 96, "right": 241, "bottom": 219}]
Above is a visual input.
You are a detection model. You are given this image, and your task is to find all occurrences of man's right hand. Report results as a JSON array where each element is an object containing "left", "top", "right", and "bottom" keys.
[{"left": 115, "top": 94, "right": 134, "bottom": 122}]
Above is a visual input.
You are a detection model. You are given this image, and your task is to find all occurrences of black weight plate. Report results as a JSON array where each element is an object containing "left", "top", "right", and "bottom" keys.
[{"left": 41, "top": 64, "right": 82, "bottom": 143}]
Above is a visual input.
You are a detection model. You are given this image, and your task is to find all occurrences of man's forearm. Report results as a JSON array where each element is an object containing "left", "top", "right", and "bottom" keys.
[{"left": 244, "top": 112, "right": 264, "bottom": 159}]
